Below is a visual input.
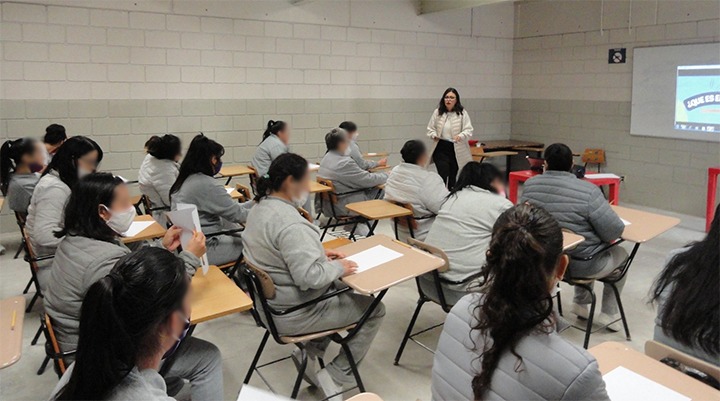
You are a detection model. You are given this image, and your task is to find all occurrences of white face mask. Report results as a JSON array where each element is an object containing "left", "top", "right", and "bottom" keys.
[
  {"left": 78, "top": 167, "right": 92, "bottom": 179},
  {"left": 102, "top": 205, "right": 137, "bottom": 235},
  {"left": 292, "top": 190, "right": 310, "bottom": 208}
]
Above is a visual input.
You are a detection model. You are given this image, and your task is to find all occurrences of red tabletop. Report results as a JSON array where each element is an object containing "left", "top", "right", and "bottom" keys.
[{"left": 508, "top": 170, "right": 621, "bottom": 205}]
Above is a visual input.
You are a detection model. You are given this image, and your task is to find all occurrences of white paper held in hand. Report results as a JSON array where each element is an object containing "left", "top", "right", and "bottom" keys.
[
  {"left": 225, "top": 187, "right": 235, "bottom": 195},
  {"left": 345, "top": 245, "right": 403, "bottom": 273},
  {"left": 621, "top": 218, "right": 632, "bottom": 226},
  {"left": 237, "top": 385, "right": 292, "bottom": 401},
  {"left": 602, "top": 366, "right": 690, "bottom": 401},
  {"left": 122, "top": 221, "right": 154, "bottom": 238},
  {"left": 166, "top": 203, "right": 209, "bottom": 275}
]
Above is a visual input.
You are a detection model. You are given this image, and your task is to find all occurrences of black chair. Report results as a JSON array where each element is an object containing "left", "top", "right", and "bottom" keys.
[
  {"left": 242, "top": 261, "right": 366, "bottom": 399},
  {"left": 37, "top": 314, "right": 76, "bottom": 378},
  {"left": 315, "top": 178, "right": 368, "bottom": 241},
  {"left": 393, "top": 238, "right": 482, "bottom": 365},
  {"left": 20, "top": 231, "right": 51, "bottom": 313},
  {"left": 13, "top": 212, "right": 28, "bottom": 259}
]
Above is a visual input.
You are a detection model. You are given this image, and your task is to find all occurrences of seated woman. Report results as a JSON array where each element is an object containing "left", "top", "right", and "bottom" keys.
[
  {"left": 170, "top": 134, "right": 254, "bottom": 266},
  {"left": 0, "top": 137, "right": 45, "bottom": 214},
  {"left": 316, "top": 128, "right": 388, "bottom": 236},
  {"left": 432, "top": 204, "right": 610, "bottom": 401},
  {"left": 138, "top": 134, "right": 182, "bottom": 226},
  {"left": 383, "top": 140, "right": 448, "bottom": 242},
  {"left": 243, "top": 153, "right": 385, "bottom": 401},
  {"left": 44, "top": 173, "right": 221, "bottom": 400},
  {"left": 423, "top": 162, "right": 511, "bottom": 305},
  {"left": 42, "top": 123, "right": 67, "bottom": 165},
  {"left": 251, "top": 120, "right": 291, "bottom": 177},
  {"left": 25, "top": 136, "right": 103, "bottom": 288},
  {"left": 651, "top": 203, "right": 719, "bottom": 366},
  {"left": 50, "top": 247, "right": 223, "bottom": 401},
  {"left": 338, "top": 121, "right": 387, "bottom": 171}
]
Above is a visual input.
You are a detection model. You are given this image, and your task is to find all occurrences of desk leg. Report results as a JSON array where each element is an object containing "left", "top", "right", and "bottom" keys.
[
  {"left": 508, "top": 175, "right": 519, "bottom": 204},
  {"left": 158, "top": 324, "right": 197, "bottom": 376},
  {"left": 609, "top": 181, "right": 620, "bottom": 205},
  {"left": 225, "top": 177, "right": 232, "bottom": 186},
  {"left": 505, "top": 154, "right": 512, "bottom": 181},
  {"left": 367, "top": 220, "right": 380, "bottom": 236},
  {"left": 707, "top": 170, "right": 718, "bottom": 232}
]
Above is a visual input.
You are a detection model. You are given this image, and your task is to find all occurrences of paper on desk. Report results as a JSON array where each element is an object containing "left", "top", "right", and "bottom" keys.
[
  {"left": 308, "top": 162, "right": 320, "bottom": 171},
  {"left": 585, "top": 173, "right": 621, "bottom": 180},
  {"left": 621, "top": 218, "right": 631, "bottom": 226},
  {"left": 237, "top": 385, "right": 292, "bottom": 401},
  {"left": 345, "top": 245, "right": 403, "bottom": 273},
  {"left": 166, "top": 203, "right": 209, "bottom": 275},
  {"left": 603, "top": 366, "right": 690, "bottom": 401},
  {"left": 122, "top": 220, "right": 154, "bottom": 238},
  {"left": 225, "top": 187, "right": 235, "bottom": 194}
]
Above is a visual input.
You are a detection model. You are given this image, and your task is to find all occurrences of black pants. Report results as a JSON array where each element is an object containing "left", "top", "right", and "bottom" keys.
[{"left": 433, "top": 140, "right": 458, "bottom": 188}]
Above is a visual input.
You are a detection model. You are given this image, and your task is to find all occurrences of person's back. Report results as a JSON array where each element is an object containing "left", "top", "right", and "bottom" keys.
[
  {"left": 138, "top": 154, "right": 178, "bottom": 210},
  {"left": 7, "top": 172, "right": 39, "bottom": 213},
  {"left": 171, "top": 173, "right": 250, "bottom": 233},
  {"left": 51, "top": 364, "right": 174, "bottom": 401},
  {"left": 252, "top": 134, "right": 288, "bottom": 177}
]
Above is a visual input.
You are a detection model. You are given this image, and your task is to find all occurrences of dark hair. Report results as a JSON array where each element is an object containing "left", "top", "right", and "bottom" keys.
[
  {"left": 544, "top": 143, "right": 573, "bottom": 172},
  {"left": 43, "top": 136, "right": 104, "bottom": 189},
  {"left": 44, "top": 124, "right": 67, "bottom": 146},
  {"left": 55, "top": 172, "right": 124, "bottom": 242},
  {"left": 170, "top": 134, "right": 224, "bottom": 197},
  {"left": 338, "top": 121, "right": 357, "bottom": 134},
  {"left": 54, "top": 248, "right": 188, "bottom": 401},
  {"left": 650, "top": 203, "right": 719, "bottom": 357},
  {"left": 448, "top": 162, "right": 503, "bottom": 198},
  {"left": 0, "top": 137, "right": 38, "bottom": 195},
  {"left": 324, "top": 128, "right": 347, "bottom": 152},
  {"left": 262, "top": 120, "right": 287, "bottom": 142},
  {"left": 254, "top": 153, "right": 308, "bottom": 202},
  {"left": 472, "top": 204, "right": 563, "bottom": 399},
  {"left": 437, "top": 87, "right": 464, "bottom": 116},
  {"left": 145, "top": 134, "right": 182, "bottom": 161},
  {"left": 400, "top": 140, "right": 426, "bottom": 165}
]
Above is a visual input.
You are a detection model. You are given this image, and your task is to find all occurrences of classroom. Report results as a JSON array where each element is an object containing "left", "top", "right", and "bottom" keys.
[{"left": 0, "top": 0, "right": 718, "bottom": 400}]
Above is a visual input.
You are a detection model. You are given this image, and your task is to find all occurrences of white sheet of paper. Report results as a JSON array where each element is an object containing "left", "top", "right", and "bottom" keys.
[
  {"left": 345, "top": 245, "right": 403, "bottom": 273},
  {"left": 236, "top": 385, "right": 292, "bottom": 401},
  {"left": 621, "top": 218, "right": 632, "bottom": 226},
  {"left": 225, "top": 187, "right": 235, "bottom": 194},
  {"left": 122, "top": 221, "right": 154, "bottom": 238},
  {"left": 308, "top": 163, "right": 320, "bottom": 171},
  {"left": 166, "top": 203, "right": 209, "bottom": 275},
  {"left": 603, "top": 366, "right": 690, "bottom": 401},
  {"left": 585, "top": 173, "right": 621, "bottom": 180}
]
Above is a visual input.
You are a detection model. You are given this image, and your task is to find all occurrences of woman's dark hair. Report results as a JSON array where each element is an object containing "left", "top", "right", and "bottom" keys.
[
  {"left": 472, "top": 204, "right": 563, "bottom": 399},
  {"left": 448, "top": 162, "right": 502, "bottom": 198},
  {"left": 544, "top": 143, "right": 573, "bottom": 172},
  {"left": 0, "top": 137, "right": 38, "bottom": 195},
  {"left": 324, "top": 128, "right": 347, "bottom": 152},
  {"left": 400, "top": 140, "right": 426, "bottom": 165},
  {"left": 44, "top": 136, "right": 104, "bottom": 189},
  {"left": 145, "top": 134, "right": 182, "bottom": 161},
  {"left": 170, "top": 134, "right": 224, "bottom": 197},
  {"left": 338, "top": 121, "right": 357, "bottom": 134},
  {"left": 44, "top": 124, "right": 67, "bottom": 146},
  {"left": 437, "top": 87, "right": 464, "bottom": 116},
  {"left": 254, "top": 153, "right": 308, "bottom": 202},
  {"left": 54, "top": 248, "right": 188, "bottom": 401},
  {"left": 650, "top": 203, "right": 719, "bottom": 357},
  {"left": 262, "top": 120, "right": 287, "bottom": 142},
  {"left": 55, "top": 172, "right": 124, "bottom": 242}
]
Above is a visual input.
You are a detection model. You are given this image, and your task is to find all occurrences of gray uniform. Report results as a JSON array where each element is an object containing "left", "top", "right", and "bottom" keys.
[
  {"left": 6, "top": 172, "right": 40, "bottom": 213},
  {"left": 521, "top": 170, "right": 627, "bottom": 315},
  {"left": 51, "top": 365, "right": 175, "bottom": 401},
  {"left": 252, "top": 135, "right": 289, "bottom": 177},
  {"left": 432, "top": 293, "right": 610, "bottom": 401},
  {"left": 138, "top": 154, "right": 179, "bottom": 226},
  {"left": 43, "top": 235, "right": 223, "bottom": 401},
  {"left": 242, "top": 196, "right": 385, "bottom": 385},
  {"left": 171, "top": 173, "right": 253, "bottom": 266},
  {"left": 349, "top": 141, "right": 378, "bottom": 171},
  {"left": 316, "top": 151, "right": 387, "bottom": 217}
]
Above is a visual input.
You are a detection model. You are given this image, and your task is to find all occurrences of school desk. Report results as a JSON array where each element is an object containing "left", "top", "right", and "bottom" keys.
[
  {"left": 219, "top": 164, "right": 255, "bottom": 185},
  {"left": 345, "top": 199, "right": 413, "bottom": 237},
  {"left": 310, "top": 181, "right": 332, "bottom": 194},
  {"left": 363, "top": 152, "right": 388, "bottom": 158},
  {"left": 562, "top": 232, "right": 584, "bottom": 250},
  {"left": 0, "top": 296, "right": 25, "bottom": 369},
  {"left": 507, "top": 170, "right": 621, "bottom": 205},
  {"left": 478, "top": 140, "right": 545, "bottom": 179},
  {"left": 122, "top": 215, "right": 166, "bottom": 244},
  {"left": 190, "top": 265, "right": 254, "bottom": 324},
  {"left": 226, "top": 186, "right": 244, "bottom": 201},
  {"left": 347, "top": 393, "right": 384, "bottom": 401},
  {"left": 369, "top": 165, "right": 393, "bottom": 173},
  {"left": 707, "top": 166, "right": 719, "bottom": 232},
  {"left": 589, "top": 341, "right": 720, "bottom": 401},
  {"left": 470, "top": 149, "right": 518, "bottom": 163}
]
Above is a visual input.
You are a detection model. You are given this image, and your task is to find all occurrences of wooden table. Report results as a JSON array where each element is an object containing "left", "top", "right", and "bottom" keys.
[
  {"left": 470, "top": 148, "right": 518, "bottom": 162},
  {"left": 347, "top": 393, "right": 384, "bottom": 401},
  {"left": 508, "top": 170, "right": 621, "bottom": 205},
  {"left": 310, "top": 181, "right": 332, "bottom": 194},
  {"left": 479, "top": 140, "right": 545, "bottom": 179},
  {"left": 226, "top": 186, "right": 244, "bottom": 200},
  {"left": 707, "top": 166, "right": 719, "bottom": 232},
  {"left": 612, "top": 205, "right": 680, "bottom": 244},
  {"left": 190, "top": 265, "right": 254, "bottom": 324},
  {"left": 0, "top": 296, "right": 25, "bottom": 369},
  {"left": 345, "top": 199, "right": 413, "bottom": 236},
  {"left": 219, "top": 164, "right": 254, "bottom": 185},
  {"left": 363, "top": 152, "right": 388, "bottom": 158},
  {"left": 562, "top": 232, "right": 584, "bottom": 250},
  {"left": 589, "top": 342, "right": 720, "bottom": 401},
  {"left": 122, "top": 215, "right": 166, "bottom": 244},
  {"left": 369, "top": 165, "right": 392, "bottom": 173}
]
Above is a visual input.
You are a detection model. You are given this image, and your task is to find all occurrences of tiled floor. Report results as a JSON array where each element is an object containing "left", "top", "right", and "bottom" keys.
[{"left": 0, "top": 203, "right": 706, "bottom": 401}]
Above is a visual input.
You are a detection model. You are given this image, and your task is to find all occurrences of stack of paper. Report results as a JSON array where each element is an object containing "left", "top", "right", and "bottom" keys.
[
  {"left": 236, "top": 385, "right": 292, "bottom": 401},
  {"left": 603, "top": 366, "right": 690, "bottom": 401},
  {"left": 166, "top": 203, "right": 210, "bottom": 275},
  {"left": 345, "top": 245, "right": 403, "bottom": 273}
]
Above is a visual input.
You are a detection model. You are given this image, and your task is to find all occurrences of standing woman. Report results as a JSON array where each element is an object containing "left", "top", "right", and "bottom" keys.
[
  {"left": 0, "top": 137, "right": 45, "bottom": 213},
  {"left": 138, "top": 134, "right": 182, "bottom": 225},
  {"left": 252, "top": 120, "right": 291, "bottom": 177},
  {"left": 426, "top": 87, "right": 473, "bottom": 188}
]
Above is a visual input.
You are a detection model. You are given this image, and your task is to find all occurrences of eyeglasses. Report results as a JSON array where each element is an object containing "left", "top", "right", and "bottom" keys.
[{"left": 444, "top": 96, "right": 456, "bottom": 100}]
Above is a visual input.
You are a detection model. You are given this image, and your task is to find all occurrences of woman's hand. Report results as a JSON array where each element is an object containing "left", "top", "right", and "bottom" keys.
[
  {"left": 339, "top": 259, "right": 358, "bottom": 277},
  {"left": 185, "top": 230, "right": 207, "bottom": 259},
  {"left": 162, "top": 226, "right": 183, "bottom": 251},
  {"left": 377, "top": 158, "right": 388, "bottom": 167},
  {"left": 453, "top": 135, "right": 462, "bottom": 143},
  {"left": 325, "top": 249, "right": 346, "bottom": 260}
]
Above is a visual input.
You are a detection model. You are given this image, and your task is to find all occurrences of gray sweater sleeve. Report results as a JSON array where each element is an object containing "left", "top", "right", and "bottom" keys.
[
  {"left": 350, "top": 142, "right": 378, "bottom": 170},
  {"left": 31, "top": 183, "right": 69, "bottom": 249},
  {"left": 205, "top": 179, "right": 254, "bottom": 224},
  {"left": 587, "top": 187, "right": 624, "bottom": 243},
  {"left": 338, "top": 159, "right": 388, "bottom": 190},
  {"left": 561, "top": 360, "right": 610, "bottom": 401},
  {"left": 277, "top": 223, "right": 344, "bottom": 291}
]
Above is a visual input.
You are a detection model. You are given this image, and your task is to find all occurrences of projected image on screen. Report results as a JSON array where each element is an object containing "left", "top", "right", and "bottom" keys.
[{"left": 674, "top": 65, "right": 720, "bottom": 133}]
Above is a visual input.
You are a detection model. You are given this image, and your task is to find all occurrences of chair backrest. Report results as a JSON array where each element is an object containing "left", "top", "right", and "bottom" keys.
[
  {"left": 43, "top": 313, "right": 67, "bottom": 374},
  {"left": 235, "top": 183, "right": 252, "bottom": 202},
  {"left": 244, "top": 260, "right": 277, "bottom": 300},
  {"left": 407, "top": 238, "right": 449, "bottom": 273},
  {"left": 581, "top": 148, "right": 605, "bottom": 164},
  {"left": 645, "top": 340, "right": 720, "bottom": 384},
  {"left": 247, "top": 165, "right": 259, "bottom": 196},
  {"left": 316, "top": 178, "right": 338, "bottom": 205},
  {"left": 141, "top": 194, "right": 152, "bottom": 212},
  {"left": 298, "top": 207, "right": 312, "bottom": 223},
  {"left": 14, "top": 211, "right": 27, "bottom": 228},
  {"left": 22, "top": 231, "right": 40, "bottom": 273},
  {"left": 388, "top": 201, "right": 418, "bottom": 231}
]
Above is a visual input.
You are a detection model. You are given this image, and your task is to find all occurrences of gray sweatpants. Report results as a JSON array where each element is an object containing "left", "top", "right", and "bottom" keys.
[
  {"left": 570, "top": 246, "right": 629, "bottom": 315},
  {"left": 206, "top": 233, "right": 243, "bottom": 266},
  {"left": 274, "top": 292, "right": 385, "bottom": 385},
  {"left": 163, "top": 337, "right": 224, "bottom": 401}
]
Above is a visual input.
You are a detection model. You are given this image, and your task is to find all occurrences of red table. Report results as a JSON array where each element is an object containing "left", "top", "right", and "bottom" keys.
[
  {"left": 707, "top": 166, "right": 720, "bottom": 232},
  {"left": 508, "top": 170, "right": 620, "bottom": 205}
]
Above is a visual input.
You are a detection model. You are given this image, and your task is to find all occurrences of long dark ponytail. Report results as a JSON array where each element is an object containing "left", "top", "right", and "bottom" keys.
[
  {"left": 261, "top": 120, "right": 287, "bottom": 143},
  {"left": 447, "top": 162, "right": 502, "bottom": 199},
  {"left": 170, "top": 134, "right": 224, "bottom": 197},
  {"left": 254, "top": 153, "right": 308, "bottom": 202},
  {"left": 54, "top": 248, "right": 188, "bottom": 400},
  {"left": 472, "top": 204, "right": 563, "bottom": 399},
  {"left": 0, "top": 138, "right": 38, "bottom": 195},
  {"left": 43, "top": 136, "right": 104, "bottom": 189}
]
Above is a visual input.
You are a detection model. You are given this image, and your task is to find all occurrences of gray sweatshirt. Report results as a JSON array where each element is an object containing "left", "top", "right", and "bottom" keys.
[
  {"left": 25, "top": 171, "right": 70, "bottom": 257},
  {"left": 6, "top": 172, "right": 40, "bottom": 213},
  {"left": 251, "top": 135, "right": 288, "bottom": 177},
  {"left": 349, "top": 141, "right": 378, "bottom": 171},
  {"left": 50, "top": 364, "right": 174, "bottom": 401}
]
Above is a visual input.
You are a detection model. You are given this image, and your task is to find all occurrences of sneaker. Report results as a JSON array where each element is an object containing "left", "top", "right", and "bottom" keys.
[
  {"left": 596, "top": 313, "right": 622, "bottom": 332},
  {"left": 317, "top": 368, "right": 343, "bottom": 401},
  {"left": 571, "top": 303, "right": 590, "bottom": 320},
  {"left": 291, "top": 348, "right": 319, "bottom": 387}
]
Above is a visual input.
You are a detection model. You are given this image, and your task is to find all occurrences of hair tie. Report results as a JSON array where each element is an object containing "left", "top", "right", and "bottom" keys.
[{"left": 263, "top": 174, "right": 270, "bottom": 179}]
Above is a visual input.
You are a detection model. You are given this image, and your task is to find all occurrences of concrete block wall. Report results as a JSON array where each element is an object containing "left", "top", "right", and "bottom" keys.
[{"left": 511, "top": 0, "right": 720, "bottom": 217}]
